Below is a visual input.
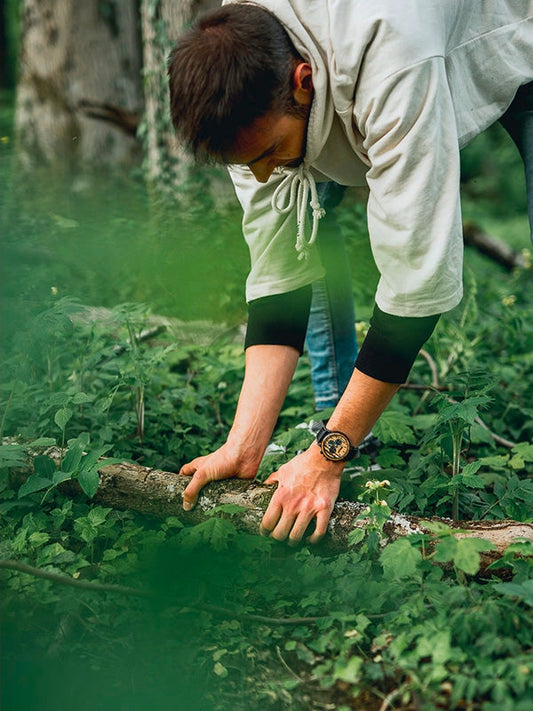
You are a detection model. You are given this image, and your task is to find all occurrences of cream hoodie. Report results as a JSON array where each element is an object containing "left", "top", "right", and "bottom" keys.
[{"left": 225, "top": 0, "right": 533, "bottom": 317}]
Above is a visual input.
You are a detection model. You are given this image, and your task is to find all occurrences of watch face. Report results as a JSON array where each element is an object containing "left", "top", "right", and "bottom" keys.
[{"left": 321, "top": 432, "right": 351, "bottom": 461}]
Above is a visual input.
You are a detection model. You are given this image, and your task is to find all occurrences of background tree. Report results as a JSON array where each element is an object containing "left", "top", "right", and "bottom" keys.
[
  {"left": 140, "top": 0, "right": 224, "bottom": 202},
  {"left": 13, "top": 0, "right": 143, "bottom": 171}
]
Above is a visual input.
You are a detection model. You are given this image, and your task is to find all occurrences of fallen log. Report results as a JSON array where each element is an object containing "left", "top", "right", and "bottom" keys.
[
  {"left": 49, "top": 459, "right": 531, "bottom": 570},
  {"left": 463, "top": 220, "right": 529, "bottom": 271}
]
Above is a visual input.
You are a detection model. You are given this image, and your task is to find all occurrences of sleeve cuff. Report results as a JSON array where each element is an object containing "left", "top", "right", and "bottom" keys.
[
  {"left": 244, "top": 285, "right": 312, "bottom": 355},
  {"left": 355, "top": 304, "right": 440, "bottom": 383}
]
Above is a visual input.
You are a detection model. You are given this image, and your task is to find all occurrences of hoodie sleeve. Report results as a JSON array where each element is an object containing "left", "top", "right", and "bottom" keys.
[
  {"left": 227, "top": 164, "right": 325, "bottom": 302},
  {"left": 356, "top": 57, "right": 464, "bottom": 318}
]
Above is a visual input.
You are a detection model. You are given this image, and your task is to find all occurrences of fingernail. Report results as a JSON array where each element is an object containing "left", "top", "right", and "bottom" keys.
[{"left": 183, "top": 501, "right": 193, "bottom": 511}]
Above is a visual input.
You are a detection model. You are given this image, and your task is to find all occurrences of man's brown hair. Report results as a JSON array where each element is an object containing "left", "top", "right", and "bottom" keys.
[{"left": 168, "top": 3, "right": 302, "bottom": 163}]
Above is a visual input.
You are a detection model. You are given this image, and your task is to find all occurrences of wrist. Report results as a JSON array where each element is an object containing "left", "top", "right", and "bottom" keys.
[
  {"left": 308, "top": 442, "right": 346, "bottom": 476},
  {"left": 225, "top": 430, "right": 266, "bottom": 472}
]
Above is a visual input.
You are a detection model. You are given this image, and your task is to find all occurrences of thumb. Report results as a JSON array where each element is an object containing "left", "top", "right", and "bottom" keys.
[
  {"left": 264, "top": 472, "right": 279, "bottom": 486},
  {"left": 182, "top": 470, "right": 208, "bottom": 511}
]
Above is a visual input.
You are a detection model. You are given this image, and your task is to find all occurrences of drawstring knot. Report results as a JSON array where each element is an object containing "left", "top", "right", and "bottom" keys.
[{"left": 271, "top": 165, "right": 325, "bottom": 260}]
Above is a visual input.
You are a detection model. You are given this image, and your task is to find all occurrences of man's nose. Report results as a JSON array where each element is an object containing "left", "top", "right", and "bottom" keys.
[{"left": 249, "top": 160, "right": 275, "bottom": 183}]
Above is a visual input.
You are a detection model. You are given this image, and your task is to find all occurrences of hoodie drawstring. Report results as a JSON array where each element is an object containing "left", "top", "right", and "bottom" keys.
[{"left": 271, "top": 165, "right": 325, "bottom": 260}]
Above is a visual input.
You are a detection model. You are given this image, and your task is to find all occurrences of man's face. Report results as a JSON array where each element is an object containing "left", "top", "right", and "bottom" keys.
[{"left": 227, "top": 111, "right": 309, "bottom": 183}]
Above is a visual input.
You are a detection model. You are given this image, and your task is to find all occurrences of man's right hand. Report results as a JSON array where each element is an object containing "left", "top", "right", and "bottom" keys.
[{"left": 179, "top": 443, "right": 258, "bottom": 511}]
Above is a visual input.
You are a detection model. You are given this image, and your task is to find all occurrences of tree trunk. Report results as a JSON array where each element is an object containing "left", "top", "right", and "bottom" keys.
[
  {"left": 51, "top": 458, "right": 532, "bottom": 570},
  {"left": 14, "top": 0, "right": 143, "bottom": 171},
  {"left": 139, "top": 0, "right": 232, "bottom": 204}
]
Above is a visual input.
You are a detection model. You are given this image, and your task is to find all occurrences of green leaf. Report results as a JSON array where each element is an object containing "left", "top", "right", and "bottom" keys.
[
  {"left": 348, "top": 528, "right": 366, "bottom": 546},
  {"left": 87, "top": 506, "right": 111, "bottom": 526},
  {"left": 54, "top": 407, "right": 73, "bottom": 432},
  {"left": 28, "top": 437, "right": 57, "bottom": 448},
  {"left": 493, "top": 580, "right": 533, "bottom": 607},
  {"left": 375, "top": 447, "right": 405, "bottom": 468},
  {"left": 433, "top": 536, "right": 458, "bottom": 563},
  {"left": 29, "top": 531, "right": 50, "bottom": 547},
  {"left": 18, "top": 475, "right": 53, "bottom": 498},
  {"left": 61, "top": 444, "right": 84, "bottom": 474},
  {"left": 373, "top": 410, "right": 416, "bottom": 445},
  {"left": 71, "top": 392, "right": 94, "bottom": 405},
  {"left": 453, "top": 538, "right": 495, "bottom": 575},
  {"left": 0, "top": 445, "right": 27, "bottom": 469},
  {"left": 78, "top": 469, "right": 100, "bottom": 498},
  {"left": 207, "top": 503, "right": 248, "bottom": 517},
  {"left": 179, "top": 517, "right": 236, "bottom": 551},
  {"left": 33, "top": 455, "right": 57, "bottom": 477},
  {"left": 52, "top": 471, "right": 74, "bottom": 486},
  {"left": 511, "top": 442, "right": 533, "bottom": 462},
  {"left": 380, "top": 538, "right": 422, "bottom": 579},
  {"left": 333, "top": 655, "right": 363, "bottom": 684},
  {"left": 422, "top": 521, "right": 453, "bottom": 536},
  {"left": 78, "top": 445, "right": 113, "bottom": 473}
]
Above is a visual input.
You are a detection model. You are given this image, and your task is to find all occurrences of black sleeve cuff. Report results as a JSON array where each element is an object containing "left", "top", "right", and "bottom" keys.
[
  {"left": 355, "top": 304, "right": 440, "bottom": 383},
  {"left": 245, "top": 285, "right": 312, "bottom": 355}
]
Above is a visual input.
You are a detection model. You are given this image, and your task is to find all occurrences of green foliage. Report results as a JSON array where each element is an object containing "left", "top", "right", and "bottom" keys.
[{"left": 1, "top": 89, "right": 532, "bottom": 710}]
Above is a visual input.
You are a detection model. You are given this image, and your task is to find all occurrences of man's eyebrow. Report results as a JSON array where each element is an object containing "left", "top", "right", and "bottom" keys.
[{"left": 247, "top": 141, "right": 280, "bottom": 166}]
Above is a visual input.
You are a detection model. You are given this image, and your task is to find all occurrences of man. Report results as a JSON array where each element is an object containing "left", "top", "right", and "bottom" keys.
[{"left": 168, "top": 1, "right": 533, "bottom": 544}]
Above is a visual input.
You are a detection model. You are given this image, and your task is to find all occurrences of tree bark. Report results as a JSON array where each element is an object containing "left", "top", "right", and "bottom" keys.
[
  {"left": 51, "top": 458, "right": 532, "bottom": 569},
  {"left": 463, "top": 220, "right": 529, "bottom": 271},
  {"left": 14, "top": 0, "right": 143, "bottom": 171},
  {"left": 139, "top": 0, "right": 233, "bottom": 204}
]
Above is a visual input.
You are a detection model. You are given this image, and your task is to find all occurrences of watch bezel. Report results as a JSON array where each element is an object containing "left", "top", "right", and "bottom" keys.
[
  {"left": 311, "top": 420, "right": 359, "bottom": 462},
  {"left": 320, "top": 430, "right": 353, "bottom": 461}
]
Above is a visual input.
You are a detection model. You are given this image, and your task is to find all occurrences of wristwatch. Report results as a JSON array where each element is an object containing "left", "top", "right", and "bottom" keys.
[{"left": 311, "top": 420, "right": 359, "bottom": 462}]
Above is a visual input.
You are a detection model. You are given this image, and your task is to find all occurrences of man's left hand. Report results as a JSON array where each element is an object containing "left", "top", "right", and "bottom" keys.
[{"left": 261, "top": 445, "right": 345, "bottom": 545}]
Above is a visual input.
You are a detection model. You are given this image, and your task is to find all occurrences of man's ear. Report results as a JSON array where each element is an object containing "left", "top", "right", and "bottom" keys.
[{"left": 292, "top": 62, "right": 313, "bottom": 105}]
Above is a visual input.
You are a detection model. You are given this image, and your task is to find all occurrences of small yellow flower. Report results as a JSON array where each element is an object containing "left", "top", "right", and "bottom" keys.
[
  {"left": 379, "top": 500, "right": 388, "bottom": 507},
  {"left": 51, "top": 286, "right": 58, "bottom": 296},
  {"left": 380, "top": 480, "right": 391, "bottom": 487},
  {"left": 502, "top": 294, "right": 516, "bottom": 307},
  {"left": 1, "top": 136, "right": 9, "bottom": 144}
]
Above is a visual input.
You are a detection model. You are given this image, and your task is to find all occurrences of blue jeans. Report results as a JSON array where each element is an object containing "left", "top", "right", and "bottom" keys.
[
  {"left": 305, "top": 183, "right": 358, "bottom": 410},
  {"left": 499, "top": 81, "right": 533, "bottom": 240}
]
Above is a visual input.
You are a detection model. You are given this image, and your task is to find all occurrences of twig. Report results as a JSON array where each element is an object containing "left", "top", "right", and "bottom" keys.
[
  {"left": 0, "top": 559, "right": 332, "bottom": 626},
  {"left": 418, "top": 349, "right": 440, "bottom": 388},
  {"left": 0, "top": 559, "right": 151, "bottom": 597},
  {"left": 276, "top": 645, "right": 305, "bottom": 682},
  {"left": 378, "top": 687, "right": 401, "bottom": 711}
]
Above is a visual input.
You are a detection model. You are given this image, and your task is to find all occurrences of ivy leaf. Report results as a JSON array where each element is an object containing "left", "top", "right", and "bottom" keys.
[{"left": 380, "top": 538, "right": 422, "bottom": 579}]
